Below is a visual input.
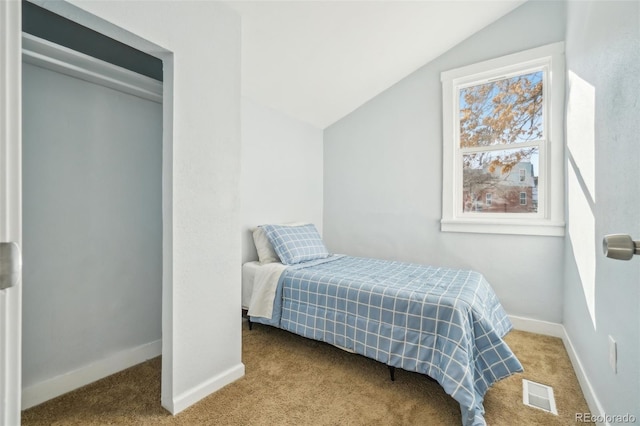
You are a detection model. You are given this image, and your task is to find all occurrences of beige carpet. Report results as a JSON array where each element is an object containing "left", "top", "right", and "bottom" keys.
[{"left": 22, "top": 321, "right": 589, "bottom": 425}]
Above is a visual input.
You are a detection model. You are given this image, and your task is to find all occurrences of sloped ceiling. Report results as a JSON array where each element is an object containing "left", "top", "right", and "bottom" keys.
[{"left": 226, "top": 1, "right": 526, "bottom": 129}]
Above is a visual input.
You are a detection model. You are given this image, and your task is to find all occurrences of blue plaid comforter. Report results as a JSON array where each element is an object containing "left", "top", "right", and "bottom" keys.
[{"left": 254, "top": 255, "right": 522, "bottom": 425}]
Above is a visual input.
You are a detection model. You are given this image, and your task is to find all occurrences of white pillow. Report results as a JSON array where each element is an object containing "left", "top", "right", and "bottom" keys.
[
  {"left": 252, "top": 222, "right": 307, "bottom": 264},
  {"left": 252, "top": 227, "right": 279, "bottom": 264}
]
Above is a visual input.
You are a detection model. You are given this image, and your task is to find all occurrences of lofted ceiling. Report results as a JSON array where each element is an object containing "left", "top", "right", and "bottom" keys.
[{"left": 225, "top": 0, "right": 527, "bottom": 129}]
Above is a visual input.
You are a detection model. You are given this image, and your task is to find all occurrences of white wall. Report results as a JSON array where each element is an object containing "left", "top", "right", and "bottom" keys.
[
  {"left": 323, "top": 1, "right": 567, "bottom": 322},
  {"left": 22, "top": 62, "right": 162, "bottom": 393},
  {"left": 564, "top": 0, "right": 640, "bottom": 418},
  {"left": 241, "top": 97, "right": 324, "bottom": 263},
  {"left": 56, "top": 0, "right": 243, "bottom": 413}
]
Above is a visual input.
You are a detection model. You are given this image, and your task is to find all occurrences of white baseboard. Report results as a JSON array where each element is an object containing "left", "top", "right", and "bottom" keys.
[
  {"left": 508, "top": 314, "right": 565, "bottom": 338},
  {"left": 169, "top": 363, "right": 245, "bottom": 415},
  {"left": 508, "top": 315, "right": 605, "bottom": 424},
  {"left": 22, "top": 339, "right": 162, "bottom": 410},
  {"left": 561, "top": 331, "right": 608, "bottom": 426}
]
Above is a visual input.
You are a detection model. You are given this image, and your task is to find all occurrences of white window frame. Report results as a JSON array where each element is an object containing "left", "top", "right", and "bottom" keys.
[
  {"left": 486, "top": 193, "right": 492, "bottom": 206},
  {"left": 519, "top": 168, "right": 526, "bottom": 182},
  {"left": 440, "top": 43, "right": 565, "bottom": 236}
]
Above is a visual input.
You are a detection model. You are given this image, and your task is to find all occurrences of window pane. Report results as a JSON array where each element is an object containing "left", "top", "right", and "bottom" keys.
[
  {"left": 462, "top": 147, "right": 538, "bottom": 213},
  {"left": 459, "top": 71, "right": 543, "bottom": 148}
]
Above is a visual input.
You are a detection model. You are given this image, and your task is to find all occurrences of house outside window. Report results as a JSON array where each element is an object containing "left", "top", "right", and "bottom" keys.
[{"left": 440, "top": 43, "right": 565, "bottom": 236}]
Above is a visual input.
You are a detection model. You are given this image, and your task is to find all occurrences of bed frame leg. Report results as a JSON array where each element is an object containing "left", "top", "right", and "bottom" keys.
[
  {"left": 242, "top": 309, "right": 253, "bottom": 331},
  {"left": 388, "top": 366, "right": 396, "bottom": 381}
]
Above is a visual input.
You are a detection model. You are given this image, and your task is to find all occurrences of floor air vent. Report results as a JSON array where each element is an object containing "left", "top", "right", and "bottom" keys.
[{"left": 522, "top": 379, "right": 558, "bottom": 415}]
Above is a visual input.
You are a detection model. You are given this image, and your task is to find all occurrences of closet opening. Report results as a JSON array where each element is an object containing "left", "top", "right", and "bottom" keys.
[{"left": 21, "top": 0, "right": 169, "bottom": 413}]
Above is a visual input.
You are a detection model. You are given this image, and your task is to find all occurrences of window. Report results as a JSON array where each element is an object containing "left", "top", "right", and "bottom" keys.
[
  {"left": 441, "top": 43, "right": 565, "bottom": 236},
  {"left": 520, "top": 192, "right": 527, "bottom": 205}
]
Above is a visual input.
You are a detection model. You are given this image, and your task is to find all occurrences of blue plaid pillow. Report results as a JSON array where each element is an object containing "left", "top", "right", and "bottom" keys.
[{"left": 260, "top": 224, "right": 329, "bottom": 265}]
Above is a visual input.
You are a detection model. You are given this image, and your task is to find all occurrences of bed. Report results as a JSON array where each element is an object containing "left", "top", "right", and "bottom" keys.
[{"left": 243, "top": 223, "right": 523, "bottom": 426}]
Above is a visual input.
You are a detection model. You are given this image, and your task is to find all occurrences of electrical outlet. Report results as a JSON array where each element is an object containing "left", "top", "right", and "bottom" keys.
[{"left": 609, "top": 335, "right": 617, "bottom": 373}]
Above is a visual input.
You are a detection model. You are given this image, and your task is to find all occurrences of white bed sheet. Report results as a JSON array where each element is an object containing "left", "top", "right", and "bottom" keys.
[{"left": 241, "top": 261, "right": 261, "bottom": 310}]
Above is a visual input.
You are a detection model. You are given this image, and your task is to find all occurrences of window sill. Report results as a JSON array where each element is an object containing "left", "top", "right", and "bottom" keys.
[{"left": 441, "top": 218, "right": 565, "bottom": 237}]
